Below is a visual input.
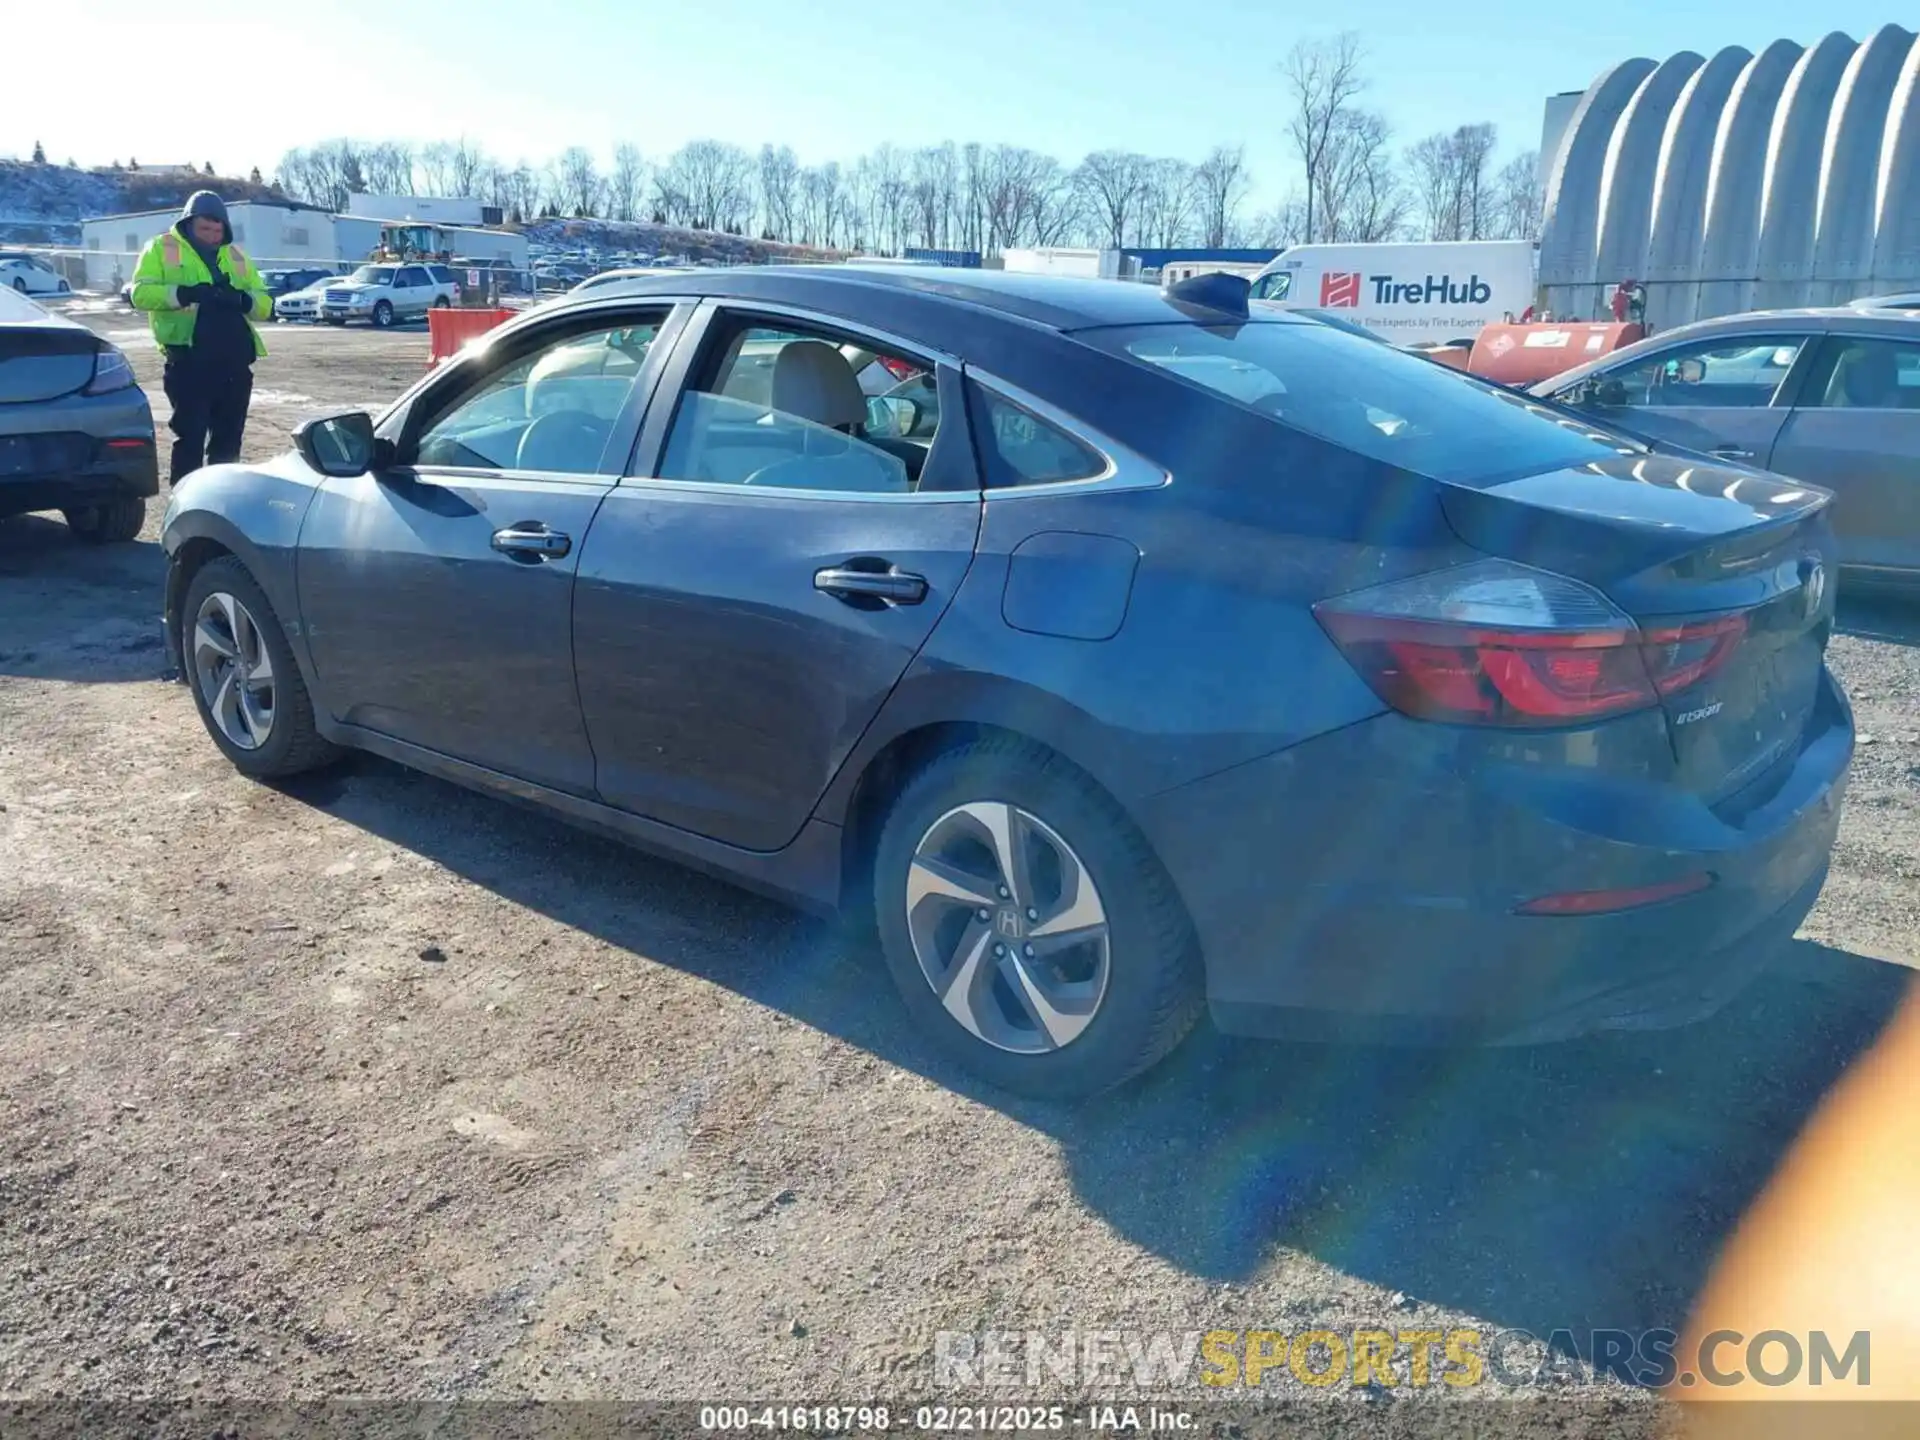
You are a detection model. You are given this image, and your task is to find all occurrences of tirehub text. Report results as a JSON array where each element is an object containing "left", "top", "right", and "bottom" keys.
[{"left": 1368, "top": 273, "right": 1494, "bottom": 306}]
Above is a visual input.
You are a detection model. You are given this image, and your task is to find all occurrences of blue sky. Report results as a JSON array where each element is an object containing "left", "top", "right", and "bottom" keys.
[{"left": 6, "top": 1, "right": 1910, "bottom": 209}]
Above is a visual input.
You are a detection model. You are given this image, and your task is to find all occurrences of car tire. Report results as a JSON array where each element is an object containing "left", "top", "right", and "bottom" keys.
[
  {"left": 63, "top": 497, "right": 146, "bottom": 544},
  {"left": 324, "top": 317, "right": 345, "bottom": 326},
  {"left": 871, "top": 736, "right": 1204, "bottom": 1099},
  {"left": 432, "top": 296, "right": 451, "bottom": 309},
  {"left": 371, "top": 300, "right": 394, "bottom": 328},
  {"left": 180, "top": 556, "right": 340, "bottom": 780},
  {"left": 56, "top": 280, "right": 70, "bottom": 294},
  {"left": 9, "top": 279, "right": 23, "bottom": 293}
]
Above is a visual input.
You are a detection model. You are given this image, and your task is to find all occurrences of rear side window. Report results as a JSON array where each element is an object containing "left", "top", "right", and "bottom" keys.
[
  {"left": 429, "top": 266, "right": 455, "bottom": 284},
  {"left": 968, "top": 383, "right": 1107, "bottom": 488},
  {"left": 1091, "top": 321, "right": 1616, "bottom": 484},
  {"left": 1804, "top": 336, "right": 1920, "bottom": 410}
]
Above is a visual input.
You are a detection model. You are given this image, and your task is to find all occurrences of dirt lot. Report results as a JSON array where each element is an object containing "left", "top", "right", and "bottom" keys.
[{"left": 1, "top": 304, "right": 1917, "bottom": 1423}]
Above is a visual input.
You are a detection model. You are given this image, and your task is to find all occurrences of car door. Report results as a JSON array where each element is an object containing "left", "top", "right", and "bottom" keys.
[
  {"left": 391, "top": 265, "right": 428, "bottom": 316},
  {"left": 1768, "top": 332, "right": 1920, "bottom": 575},
  {"left": 294, "top": 304, "right": 681, "bottom": 794},
  {"left": 571, "top": 301, "right": 981, "bottom": 851},
  {"left": 1549, "top": 332, "right": 1816, "bottom": 465}
]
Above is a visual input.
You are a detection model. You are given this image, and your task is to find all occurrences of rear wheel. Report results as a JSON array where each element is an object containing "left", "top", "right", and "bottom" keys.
[
  {"left": 56, "top": 279, "right": 70, "bottom": 294},
  {"left": 9, "top": 278, "right": 23, "bottom": 293},
  {"left": 371, "top": 299, "right": 394, "bottom": 328},
  {"left": 871, "top": 738, "right": 1203, "bottom": 1099},
  {"left": 63, "top": 497, "right": 145, "bottom": 543},
  {"left": 181, "top": 557, "right": 339, "bottom": 779}
]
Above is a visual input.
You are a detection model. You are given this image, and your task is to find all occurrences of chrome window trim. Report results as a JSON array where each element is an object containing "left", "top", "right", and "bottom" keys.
[
  {"left": 966, "top": 368, "right": 1171, "bottom": 499},
  {"left": 694, "top": 299, "right": 960, "bottom": 369},
  {"left": 607, "top": 474, "right": 977, "bottom": 505}
]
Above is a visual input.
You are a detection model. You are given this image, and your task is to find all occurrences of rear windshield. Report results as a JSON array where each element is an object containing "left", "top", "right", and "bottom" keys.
[{"left": 1091, "top": 321, "right": 1623, "bottom": 484}]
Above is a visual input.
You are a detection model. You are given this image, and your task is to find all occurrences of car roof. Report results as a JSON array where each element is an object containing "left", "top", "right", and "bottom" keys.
[{"left": 571, "top": 263, "right": 1302, "bottom": 334}]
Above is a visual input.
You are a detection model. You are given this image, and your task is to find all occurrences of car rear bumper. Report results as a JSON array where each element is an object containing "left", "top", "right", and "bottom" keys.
[
  {"left": 0, "top": 391, "right": 159, "bottom": 516},
  {"left": 1135, "top": 667, "right": 1852, "bottom": 1045}
]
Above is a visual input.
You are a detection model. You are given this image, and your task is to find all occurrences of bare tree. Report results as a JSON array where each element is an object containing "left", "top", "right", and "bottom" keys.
[
  {"left": 757, "top": 144, "right": 800, "bottom": 239},
  {"left": 1024, "top": 156, "right": 1083, "bottom": 246},
  {"left": 660, "top": 141, "right": 754, "bottom": 231},
  {"left": 1411, "top": 123, "right": 1498, "bottom": 240},
  {"left": 1140, "top": 157, "right": 1197, "bottom": 248},
  {"left": 416, "top": 142, "right": 454, "bottom": 196},
  {"left": 1193, "top": 144, "right": 1250, "bottom": 248},
  {"left": 1282, "top": 32, "right": 1366, "bottom": 243},
  {"left": 277, "top": 140, "right": 367, "bottom": 212},
  {"left": 1493, "top": 150, "right": 1544, "bottom": 241},
  {"left": 908, "top": 144, "right": 959, "bottom": 248},
  {"left": 1317, "top": 110, "right": 1404, "bottom": 243},
  {"left": 447, "top": 136, "right": 487, "bottom": 198},
  {"left": 607, "top": 143, "right": 646, "bottom": 223},
  {"left": 504, "top": 165, "right": 540, "bottom": 223},
  {"left": 797, "top": 162, "right": 844, "bottom": 246},
  {"left": 869, "top": 144, "right": 909, "bottom": 253},
  {"left": 555, "top": 146, "right": 601, "bottom": 217},
  {"left": 1074, "top": 150, "right": 1151, "bottom": 248},
  {"left": 362, "top": 141, "right": 414, "bottom": 195}
]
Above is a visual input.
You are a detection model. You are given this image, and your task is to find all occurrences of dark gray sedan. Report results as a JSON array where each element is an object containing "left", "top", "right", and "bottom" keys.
[
  {"left": 1533, "top": 308, "right": 1920, "bottom": 588},
  {"left": 0, "top": 286, "right": 157, "bottom": 541}
]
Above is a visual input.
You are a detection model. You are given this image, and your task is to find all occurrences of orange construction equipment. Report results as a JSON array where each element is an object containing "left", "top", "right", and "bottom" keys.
[
  {"left": 427, "top": 306, "right": 514, "bottom": 367},
  {"left": 1466, "top": 321, "right": 1646, "bottom": 387}
]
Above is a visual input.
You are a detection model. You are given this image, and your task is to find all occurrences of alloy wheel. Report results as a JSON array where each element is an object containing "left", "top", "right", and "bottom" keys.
[
  {"left": 904, "top": 801, "right": 1111, "bottom": 1055},
  {"left": 191, "top": 591, "right": 276, "bottom": 750}
]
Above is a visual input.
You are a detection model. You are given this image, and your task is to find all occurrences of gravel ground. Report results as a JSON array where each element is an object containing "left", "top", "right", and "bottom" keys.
[{"left": 0, "top": 303, "right": 1915, "bottom": 1431}]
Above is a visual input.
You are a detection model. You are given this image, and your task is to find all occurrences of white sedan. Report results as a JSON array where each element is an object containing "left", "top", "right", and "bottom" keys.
[
  {"left": 0, "top": 252, "right": 70, "bottom": 296},
  {"left": 273, "top": 274, "right": 337, "bottom": 321}
]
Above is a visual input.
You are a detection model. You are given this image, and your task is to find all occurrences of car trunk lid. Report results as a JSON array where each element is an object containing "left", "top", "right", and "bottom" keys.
[
  {"left": 1440, "top": 453, "right": 1838, "bottom": 803},
  {"left": 0, "top": 325, "right": 98, "bottom": 403}
]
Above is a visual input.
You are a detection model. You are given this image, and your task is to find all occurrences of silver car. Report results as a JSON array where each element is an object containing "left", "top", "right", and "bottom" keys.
[
  {"left": 1534, "top": 308, "right": 1920, "bottom": 588},
  {"left": 0, "top": 286, "right": 156, "bottom": 541}
]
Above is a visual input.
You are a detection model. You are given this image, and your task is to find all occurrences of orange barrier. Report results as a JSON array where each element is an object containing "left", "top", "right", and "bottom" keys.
[
  {"left": 427, "top": 306, "right": 514, "bottom": 367},
  {"left": 1466, "top": 321, "right": 1646, "bottom": 386}
]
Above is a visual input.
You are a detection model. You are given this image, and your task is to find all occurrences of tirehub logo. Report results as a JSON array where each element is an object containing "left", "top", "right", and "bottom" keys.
[
  {"left": 1368, "top": 273, "right": 1494, "bottom": 306},
  {"left": 1320, "top": 271, "right": 1362, "bottom": 307}
]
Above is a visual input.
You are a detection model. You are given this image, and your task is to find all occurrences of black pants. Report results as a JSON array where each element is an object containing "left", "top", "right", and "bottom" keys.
[{"left": 162, "top": 354, "right": 253, "bottom": 485}]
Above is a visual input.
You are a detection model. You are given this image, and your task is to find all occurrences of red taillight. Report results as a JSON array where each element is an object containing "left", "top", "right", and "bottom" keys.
[
  {"left": 1514, "top": 872, "right": 1715, "bottom": 915},
  {"left": 1314, "top": 561, "right": 1747, "bottom": 727}
]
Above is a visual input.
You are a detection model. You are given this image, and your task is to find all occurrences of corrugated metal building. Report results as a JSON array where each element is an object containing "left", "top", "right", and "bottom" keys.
[{"left": 1539, "top": 25, "right": 1920, "bottom": 329}]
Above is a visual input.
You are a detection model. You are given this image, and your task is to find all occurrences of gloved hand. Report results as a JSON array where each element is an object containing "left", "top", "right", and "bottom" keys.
[
  {"left": 214, "top": 285, "right": 253, "bottom": 312},
  {"left": 176, "top": 283, "right": 215, "bottom": 307}
]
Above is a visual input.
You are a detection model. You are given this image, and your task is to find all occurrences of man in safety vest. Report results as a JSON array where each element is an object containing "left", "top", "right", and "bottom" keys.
[{"left": 131, "top": 191, "right": 272, "bottom": 488}]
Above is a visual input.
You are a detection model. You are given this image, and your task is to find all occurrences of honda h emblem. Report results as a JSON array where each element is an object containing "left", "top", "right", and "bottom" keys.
[{"left": 1801, "top": 558, "right": 1827, "bottom": 619}]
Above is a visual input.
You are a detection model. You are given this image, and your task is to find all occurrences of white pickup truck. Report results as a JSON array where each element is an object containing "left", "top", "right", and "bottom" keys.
[{"left": 319, "top": 262, "right": 459, "bottom": 328}]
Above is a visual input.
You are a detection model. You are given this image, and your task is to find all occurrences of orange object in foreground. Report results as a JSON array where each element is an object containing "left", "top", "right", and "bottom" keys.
[
  {"left": 1467, "top": 321, "right": 1646, "bottom": 386},
  {"left": 427, "top": 306, "right": 514, "bottom": 367},
  {"left": 1671, "top": 974, "right": 1920, "bottom": 1436}
]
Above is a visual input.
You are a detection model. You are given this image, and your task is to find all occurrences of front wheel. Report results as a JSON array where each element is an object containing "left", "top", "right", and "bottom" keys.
[
  {"left": 180, "top": 556, "right": 340, "bottom": 779},
  {"left": 9, "top": 279, "right": 23, "bottom": 293},
  {"left": 56, "top": 279, "right": 70, "bottom": 294},
  {"left": 871, "top": 737, "right": 1203, "bottom": 1099},
  {"left": 63, "top": 497, "right": 146, "bottom": 543},
  {"left": 371, "top": 299, "right": 394, "bottom": 328}
]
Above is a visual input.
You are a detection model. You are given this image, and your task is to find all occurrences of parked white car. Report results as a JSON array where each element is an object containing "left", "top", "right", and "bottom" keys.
[
  {"left": 274, "top": 274, "right": 336, "bottom": 322},
  {"left": 0, "top": 252, "right": 70, "bottom": 296},
  {"left": 319, "top": 263, "right": 459, "bottom": 327}
]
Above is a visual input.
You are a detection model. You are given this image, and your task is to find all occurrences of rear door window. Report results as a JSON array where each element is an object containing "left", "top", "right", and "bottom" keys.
[{"left": 1802, "top": 336, "right": 1920, "bottom": 410}]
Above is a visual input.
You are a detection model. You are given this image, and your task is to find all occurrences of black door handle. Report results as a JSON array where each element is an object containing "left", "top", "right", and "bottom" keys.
[
  {"left": 814, "top": 564, "right": 928, "bottom": 605},
  {"left": 491, "top": 523, "right": 571, "bottom": 560}
]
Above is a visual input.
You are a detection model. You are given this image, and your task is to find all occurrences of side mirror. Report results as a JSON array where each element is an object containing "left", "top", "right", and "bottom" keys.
[
  {"left": 866, "top": 395, "right": 920, "bottom": 439},
  {"left": 294, "top": 411, "right": 377, "bottom": 477}
]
